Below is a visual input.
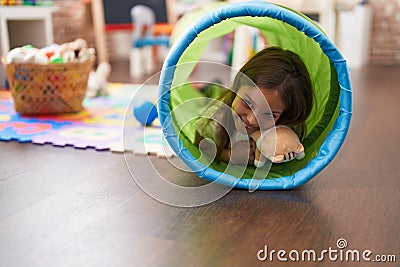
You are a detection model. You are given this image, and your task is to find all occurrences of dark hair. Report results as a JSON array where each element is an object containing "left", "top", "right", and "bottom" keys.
[{"left": 232, "top": 46, "right": 314, "bottom": 139}]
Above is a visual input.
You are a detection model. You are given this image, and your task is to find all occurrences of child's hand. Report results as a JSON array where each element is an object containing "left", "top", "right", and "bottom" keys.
[{"left": 229, "top": 139, "right": 256, "bottom": 165}]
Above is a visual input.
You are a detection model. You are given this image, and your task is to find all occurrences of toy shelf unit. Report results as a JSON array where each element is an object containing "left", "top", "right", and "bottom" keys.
[{"left": 0, "top": 5, "right": 54, "bottom": 56}]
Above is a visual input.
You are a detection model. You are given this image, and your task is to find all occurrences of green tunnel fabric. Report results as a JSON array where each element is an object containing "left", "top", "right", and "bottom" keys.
[{"left": 168, "top": 2, "right": 340, "bottom": 179}]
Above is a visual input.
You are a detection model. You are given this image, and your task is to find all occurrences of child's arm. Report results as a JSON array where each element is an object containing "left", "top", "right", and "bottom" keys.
[{"left": 227, "top": 131, "right": 256, "bottom": 165}]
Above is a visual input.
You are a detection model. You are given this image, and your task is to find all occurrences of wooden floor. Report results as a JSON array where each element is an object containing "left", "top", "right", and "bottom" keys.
[{"left": 0, "top": 60, "right": 399, "bottom": 267}]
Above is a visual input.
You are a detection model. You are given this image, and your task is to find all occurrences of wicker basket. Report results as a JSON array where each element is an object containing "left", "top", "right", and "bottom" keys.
[{"left": 2, "top": 58, "right": 94, "bottom": 115}]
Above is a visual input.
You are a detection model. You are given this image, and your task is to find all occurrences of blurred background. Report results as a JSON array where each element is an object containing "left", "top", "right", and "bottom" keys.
[{"left": 0, "top": 0, "right": 398, "bottom": 85}]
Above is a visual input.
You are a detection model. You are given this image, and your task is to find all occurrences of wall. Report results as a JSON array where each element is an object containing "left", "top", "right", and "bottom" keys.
[
  {"left": 52, "top": 0, "right": 96, "bottom": 51},
  {"left": 52, "top": 0, "right": 133, "bottom": 61},
  {"left": 369, "top": 0, "right": 400, "bottom": 65}
]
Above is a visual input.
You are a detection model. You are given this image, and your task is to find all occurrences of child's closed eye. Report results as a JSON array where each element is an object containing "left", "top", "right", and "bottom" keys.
[
  {"left": 264, "top": 112, "right": 275, "bottom": 119},
  {"left": 242, "top": 99, "right": 254, "bottom": 109}
]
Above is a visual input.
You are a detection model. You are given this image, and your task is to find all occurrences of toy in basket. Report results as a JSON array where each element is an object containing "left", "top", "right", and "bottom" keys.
[{"left": 2, "top": 39, "right": 95, "bottom": 115}]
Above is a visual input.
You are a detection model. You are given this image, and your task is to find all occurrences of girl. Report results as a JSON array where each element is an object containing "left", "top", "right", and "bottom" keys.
[{"left": 194, "top": 46, "right": 314, "bottom": 166}]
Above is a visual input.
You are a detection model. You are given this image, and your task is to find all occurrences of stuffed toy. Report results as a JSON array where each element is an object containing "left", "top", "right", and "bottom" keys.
[
  {"left": 250, "top": 125, "right": 305, "bottom": 167},
  {"left": 86, "top": 62, "right": 112, "bottom": 97},
  {"left": 53, "top": 38, "right": 94, "bottom": 63},
  {"left": 5, "top": 39, "right": 95, "bottom": 64},
  {"left": 5, "top": 45, "right": 47, "bottom": 64}
]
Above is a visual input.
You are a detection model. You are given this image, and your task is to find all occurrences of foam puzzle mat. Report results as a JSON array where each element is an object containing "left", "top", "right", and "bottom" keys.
[{"left": 0, "top": 84, "right": 175, "bottom": 157}]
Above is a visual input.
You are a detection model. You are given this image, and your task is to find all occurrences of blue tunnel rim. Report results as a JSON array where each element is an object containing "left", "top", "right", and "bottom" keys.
[{"left": 158, "top": 1, "right": 352, "bottom": 190}]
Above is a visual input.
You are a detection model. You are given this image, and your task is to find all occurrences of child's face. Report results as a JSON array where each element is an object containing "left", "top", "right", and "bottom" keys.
[{"left": 231, "top": 86, "right": 285, "bottom": 135}]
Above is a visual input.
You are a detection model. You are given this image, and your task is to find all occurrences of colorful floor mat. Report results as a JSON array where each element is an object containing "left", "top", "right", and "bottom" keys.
[{"left": 0, "top": 84, "right": 175, "bottom": 157}]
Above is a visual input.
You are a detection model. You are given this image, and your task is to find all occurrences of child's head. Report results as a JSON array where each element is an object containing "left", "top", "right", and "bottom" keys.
[{"left": 231, "top": 46, "right": 313, "bottom": 138}]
